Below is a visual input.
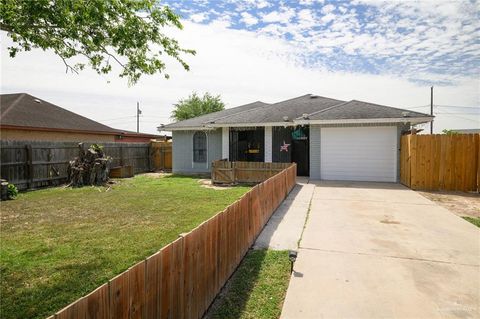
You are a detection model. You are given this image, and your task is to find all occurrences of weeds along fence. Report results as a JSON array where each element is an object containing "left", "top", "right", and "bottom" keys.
[
  {"left": 0, "top": 141, "right": 152, "bottom": 190},
  {"left": 400, "top": 134, "right": 480, "bottom": 192},
  {"left": 51, "top": 164, "right": 297, "bottom": 319}
]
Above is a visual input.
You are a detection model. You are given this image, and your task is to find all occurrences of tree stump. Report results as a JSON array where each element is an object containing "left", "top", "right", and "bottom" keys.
[{"left": 67, "top": 143, "right": 112, "bottom": 187}]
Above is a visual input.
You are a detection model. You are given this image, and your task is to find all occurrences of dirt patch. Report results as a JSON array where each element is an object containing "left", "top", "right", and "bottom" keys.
[
  {"left": 418, "top": 191, "right": 480, "bottom": 218},
  {"left": 198, "top": 179, "right": 235, "bottom": 190},
  {"left": 141, "top": 172, "right": 172, "bottom": 178}
]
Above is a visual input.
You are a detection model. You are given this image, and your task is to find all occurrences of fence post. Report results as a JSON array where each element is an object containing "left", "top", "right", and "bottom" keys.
[
  {"left": 161, "top": 146, "right": 165, "bottom": 170},
  {"left": 147, "top": 143, "right": 152, "bottom": 171},
  {"left": 25, "top": 144, "right": 33, "bottom": 189},
  {"left": 119, "top": 146, "right": 124, "bottom": 167}
]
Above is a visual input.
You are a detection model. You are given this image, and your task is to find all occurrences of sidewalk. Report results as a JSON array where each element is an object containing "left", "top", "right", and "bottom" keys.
[{"left": 253, "top": 177, "right": 314, "bottom": 250}]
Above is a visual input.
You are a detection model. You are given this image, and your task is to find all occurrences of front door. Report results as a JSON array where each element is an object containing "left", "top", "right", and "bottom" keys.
[{"left": 291, "top": 126, "right": 309, "bottom": 176}]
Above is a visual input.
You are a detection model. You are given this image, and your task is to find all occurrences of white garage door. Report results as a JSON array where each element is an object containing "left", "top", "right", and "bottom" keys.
[{"left": 320, "top": 126, "right": 398, "bottom": 182}]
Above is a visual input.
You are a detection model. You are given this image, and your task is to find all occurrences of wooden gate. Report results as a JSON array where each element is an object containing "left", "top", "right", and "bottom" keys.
[
  {"left": 151, "top": 141, "right": 172, "bottom": 171},
  {"left": 400, "top": 134, "right": 480, "bottom": 191}
]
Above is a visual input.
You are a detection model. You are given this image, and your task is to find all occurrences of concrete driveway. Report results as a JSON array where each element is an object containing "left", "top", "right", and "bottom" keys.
[{"left": 281, "top": 181, "right": 480, "bottom": 319}]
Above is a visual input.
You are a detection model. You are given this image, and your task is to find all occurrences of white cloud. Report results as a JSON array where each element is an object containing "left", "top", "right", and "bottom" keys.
[
  {"left": 321, "top": 4, "right": 335, "bottom": 14},
  {"left": 240, "top": 12, "right": 259, "bottom": 26},
  {"left": 2, "top": 21, "right": 478, "bottom": 134},
  {"left": 261, "top": 6, "right": 296, "bottom": 23},
  {"left": 242, "top": 0, "right": 271, "bottom": 9},
  {"left": 299, "top": 0, "right": 324, "bottom": 4},
  {"left": 190, "top": 13, "right": 207, "bottom": 23},
  {"left": 320, "top": 13, "right": 336, "bottom": 24}
]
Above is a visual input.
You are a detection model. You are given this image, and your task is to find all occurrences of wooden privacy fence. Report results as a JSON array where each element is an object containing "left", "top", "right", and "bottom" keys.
[
  {"left": 212, "top": 160, "right": 293, "bottom": 184},
  {"left": 400, "top": 134, "right": 480, "bottom": 191},
  {"left": 51, "top": 164, "right": 297, "bottom": 319},
  {"left": 151, "top": 141, "right": 172, "bottom": 171},
  {"left": 0, "top": 141, "right": 152, "bottom": 190}
]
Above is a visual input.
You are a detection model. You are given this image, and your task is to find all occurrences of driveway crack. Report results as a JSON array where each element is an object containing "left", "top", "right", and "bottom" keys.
[{"left": 298, "top": 246, "right": 480, "bottom": 267}]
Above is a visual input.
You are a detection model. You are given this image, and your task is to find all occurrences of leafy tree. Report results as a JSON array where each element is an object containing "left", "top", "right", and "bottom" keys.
[
  {"left": 0, "top": 0, "right": 195, "bottom": 84},
  {"left": 171, "top": 92, "right": 225, "bottom": 121},
  {"left": 442, "top": 129, "right": 458, "bottom": 135}
]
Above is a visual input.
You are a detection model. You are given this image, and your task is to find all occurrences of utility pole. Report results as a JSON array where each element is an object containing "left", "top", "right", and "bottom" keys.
[
  {"left": 136, "top": 102, "right": 142, "bottom": 133},
  {"left": 430, "top": 86, "right": 433, "bottom": 134}
]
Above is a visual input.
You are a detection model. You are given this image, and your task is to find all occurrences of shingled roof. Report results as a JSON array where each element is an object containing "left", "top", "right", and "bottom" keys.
[
  {"left": 1, "top": 93, "right": 121, "bottom": 133},
  {"left": 165, "top": 101, "right": 269, "bottom": 129},
  {"left": 305, "top": 99, "right": 431, "bottom": 120},
  {"left": 0, "top": 93, "right": 159, "bottom": 138},
  {"left": 164, "top": 94, "right": 432, "bottom": 130}
]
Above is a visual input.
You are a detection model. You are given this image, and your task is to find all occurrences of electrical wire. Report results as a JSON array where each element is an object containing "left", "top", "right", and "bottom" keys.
[{"left": 435, "top": 111, "right": 480, "bottom": 123}]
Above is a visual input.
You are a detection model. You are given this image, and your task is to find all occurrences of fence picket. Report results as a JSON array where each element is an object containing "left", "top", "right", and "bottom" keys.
[
  {"left": 400, "top": 134, "right": 479, "bottom": 192},
  {"left": 45, "top": 164, "right": 297, "bottom": 319}
]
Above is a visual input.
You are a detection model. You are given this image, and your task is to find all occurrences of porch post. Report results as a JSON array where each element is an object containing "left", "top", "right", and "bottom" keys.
[
  {"left": 265, "top": 126, "right": 272, "bottom": 162},
  {"left": 222, "top": 127, "right": 229, "bottom": 160}
]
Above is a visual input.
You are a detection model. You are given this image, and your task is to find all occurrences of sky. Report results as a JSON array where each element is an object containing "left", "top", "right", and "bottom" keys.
[{"left": 1, "top": 0, "right": 479, "bottom": 134}]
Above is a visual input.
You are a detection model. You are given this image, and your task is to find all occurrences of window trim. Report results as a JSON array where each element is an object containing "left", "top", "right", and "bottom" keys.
[{"left": 192, "top": 131, "right": 208, "bottom": 164}]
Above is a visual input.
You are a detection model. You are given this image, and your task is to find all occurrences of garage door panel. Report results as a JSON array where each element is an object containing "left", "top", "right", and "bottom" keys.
[{"left": 320, "top": 126, "right": 397, "bottom": 182}]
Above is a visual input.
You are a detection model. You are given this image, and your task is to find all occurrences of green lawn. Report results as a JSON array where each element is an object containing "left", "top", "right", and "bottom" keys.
[
  {"left": 463, "top": 216, "right": 480, "bottom": 228},
  {"left": 0, "top": 175, "right": 249, "bottom": 319},
  {"left": 206, "top": 250, "right": 291, "bottom": 319}
]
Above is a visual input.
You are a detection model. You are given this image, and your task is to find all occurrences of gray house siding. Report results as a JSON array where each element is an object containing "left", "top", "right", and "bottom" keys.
[
  {"left": 309, "top": 125, "right": 321, "bottom": 179},
  {"left": 172, "top": 129, "right": 222, "bottom": 174},
  {"left": 308, "top": 122, "right": 410, "bottom": 181}
]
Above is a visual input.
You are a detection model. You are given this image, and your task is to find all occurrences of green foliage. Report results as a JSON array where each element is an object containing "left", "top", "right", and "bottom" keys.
[
  {"left": 207, "top": 250, "right": 291, "bottom": 319},
  {"left": 462, "top": 216, "right": 480, "bottom": 228},
  {"left": 171, "top": 92, "right": 225, "bottom": 121},
  {"left": 442, "top": 129, "right": 458, "bottom": 135},
  {"left": 89, "top": 144, "right": 104, "bottom": 152},
  {"left": 0, "top": 0, "right": 195, "bottom": 84},
  {"left": 7, "top": 183, "right": 18, "bottom": 199},
  {"left": 0, "top": 175, "right": 250, "bottom": 319}
]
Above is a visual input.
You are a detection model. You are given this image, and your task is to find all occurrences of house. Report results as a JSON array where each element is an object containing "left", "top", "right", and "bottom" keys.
[
  {"left": 163, "top": 94, "right": 433, "bottom": 182},
  {"left": 1, "top": 93, "right": 160, "bottom": 142},
  {"left": 451, "top": 129, "right": 480, "bottom": 134}
]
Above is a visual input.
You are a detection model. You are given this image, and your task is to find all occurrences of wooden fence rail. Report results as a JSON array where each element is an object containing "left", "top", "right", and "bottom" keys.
[
  {"left": 51, "top": 164, "right": 297, "bottom": 319},
  {"left": 400, "top": 134, "right": 480, "bottom": 191},
  {"left": 212, "top": 160, "right": 293, "bottom": 184},
  {"left": 0, "top": 141, "right": 159, "bottom": 190}
]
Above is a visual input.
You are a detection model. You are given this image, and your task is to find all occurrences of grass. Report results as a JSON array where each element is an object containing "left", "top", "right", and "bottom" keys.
[
  {"left": 0, "top": 175, "right": 250, "bottom": 319},
  {"left": 206, "top": 250, "right": 291, "bottom": 319},
  {"left": 463, "top": 216, "right": 480, "bottom": 228}
]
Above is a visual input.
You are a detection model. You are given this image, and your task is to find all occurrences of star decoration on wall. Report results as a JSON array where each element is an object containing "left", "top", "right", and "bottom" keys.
[{"left": 280, "top": 140, "right": 290, "bottom": 152}]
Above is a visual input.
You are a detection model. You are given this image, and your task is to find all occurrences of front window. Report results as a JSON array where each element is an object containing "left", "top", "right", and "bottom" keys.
[{"left": 193, "top": 131, "right": 207, "bottom": 163}]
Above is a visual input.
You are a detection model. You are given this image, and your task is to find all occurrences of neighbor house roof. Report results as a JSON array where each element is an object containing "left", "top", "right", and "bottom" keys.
[
  {"left": 0, "top": 93, "right": 159, "bottom": 138},
  {"left": 163, "top": 94, "right": 433, "bottom": 130}
]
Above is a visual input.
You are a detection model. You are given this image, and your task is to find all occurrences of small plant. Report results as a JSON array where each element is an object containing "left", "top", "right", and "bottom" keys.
[
  {"left": 442, "top": 129, "right": 458, "bottom": 135},
  {"left": 7, "top": 183, "right": 18, "bottom": 199},
  {"left": 89, "top": 144, "right": 104, "bottom": 152}
]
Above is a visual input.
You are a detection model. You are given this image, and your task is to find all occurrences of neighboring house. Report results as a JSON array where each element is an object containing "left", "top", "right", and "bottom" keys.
[
  {"left": 0, "top": 93, "right": 160, "bottom": 142},
  {"left": 163, "top": 94, "right": 433, "bottom": 182},
  {"left": 451, "top": 129, "right": 480, "bottom": 134}
]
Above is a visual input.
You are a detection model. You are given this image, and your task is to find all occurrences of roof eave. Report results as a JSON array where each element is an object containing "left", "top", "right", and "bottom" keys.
[
  {"left": 295, "top": 117, "right": 434, "bottom": 125},
  {"left": 164, "top": 126, "right": 217, "bottom": 131}
]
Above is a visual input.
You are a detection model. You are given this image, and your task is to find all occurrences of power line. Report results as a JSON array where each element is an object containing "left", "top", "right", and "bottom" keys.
[
  {"left": 100, "top": 115, "right": 136, "bottom": 121},
  {"left": 435, "top": 111, "right": 480, "bottom": 123},
  {"left": 434, "top": 104, "right": 479, "bottom": 108}
]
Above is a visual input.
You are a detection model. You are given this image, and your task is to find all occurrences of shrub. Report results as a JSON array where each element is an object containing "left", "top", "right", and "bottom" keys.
[{"left": 7, "top": 183, "right": 18, "bottom": 199}]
